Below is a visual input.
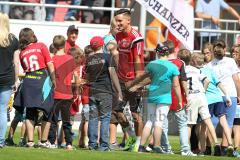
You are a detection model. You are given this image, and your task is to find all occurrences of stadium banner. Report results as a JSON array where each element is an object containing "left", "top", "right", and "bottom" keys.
[{"left": 136, "top": 0, "right": 194, "bottom": 50}]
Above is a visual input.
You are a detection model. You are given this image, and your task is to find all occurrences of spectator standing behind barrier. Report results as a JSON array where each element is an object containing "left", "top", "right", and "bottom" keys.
[
  {"left": 195, "top": 0, "right": 240, "bottom": 49},
  {"left": 81, "top": 0, "right": 106, "bottom": 24},
  {"left": 64, "top": 0, "right": 81, "bottom": 21},
  {"left": 45, "top": 0, "right": 57, "bottom": 21},
  {"left": 65, "top": 25, "right": 80, "bottom": 53},
  {"left": 0, "top": 0, "right": 10, "bottom": 15},
  {"left": 0, "top": 12, "right": 19, "bottom": 148},
  {"left": 13, "top": 28, "right": 55, "bottom": 148}
]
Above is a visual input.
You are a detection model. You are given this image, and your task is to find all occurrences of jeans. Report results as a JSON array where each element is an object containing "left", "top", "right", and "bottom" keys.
[
  {"left": 88, "top": 93, "right": 112, "bottom": 150},
  {"left": 0, "top": 86, "right": 12, "bottom": 146},
  {"left": 64, "top": 0, "right": 81, "bottom": 20},
  {"left": 161, "top": 109, "right": 190, "bottom": 152},
  {"left": 45, "top": 0, "right": 57, "bottom": 21},
  {"left": 0, "top": 0, "right": 10, "bottom": 15}
]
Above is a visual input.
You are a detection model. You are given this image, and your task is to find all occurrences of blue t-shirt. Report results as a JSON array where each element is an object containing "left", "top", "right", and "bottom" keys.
[
  {"left": 146, "top": 59, "right": 180, "bottom": 104},
  {"left": 200, "top": 66, "right": 223, "bottom": 104},
  {"left": 195, "top": 0, "right": 229, "bottom": 37}
]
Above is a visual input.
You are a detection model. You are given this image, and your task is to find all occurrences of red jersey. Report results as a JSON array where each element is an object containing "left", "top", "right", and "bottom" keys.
[
  {"left": 115, "top": 28, "right": 145, "bottom": 82},
  {"left": 20, "top": 42, "right": 52, "bottom": 72},
  {"left": 52, "top": 54, "right": 75, "bottom": 99},
  {"left": 65, "top": 39, "right": 80, "bottom": 54},
  {"left": 169, "top": 58, "right": 187, "bottom": 110}
]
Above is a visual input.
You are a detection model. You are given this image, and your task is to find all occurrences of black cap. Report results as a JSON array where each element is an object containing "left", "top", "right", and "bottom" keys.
[
  {"left": 67, "top": 25, "right": 78, "bottom": 35},
  {"left": 155, "top": 43, "right": 169, "bottom": 56}
]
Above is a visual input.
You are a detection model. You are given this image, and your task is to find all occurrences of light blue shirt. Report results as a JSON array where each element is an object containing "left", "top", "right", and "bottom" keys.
[
  {"left": 195, "top": 0, "right": 229, "bottom": 37},
  {"left": 200, "top": 66, "right": 223, "bottom": 104},
  {"left": 103, "top": 34, "right": 115, "bottom": 54},
  {"left": 146, "top": 59, "right": 179, "bottom": 105}
]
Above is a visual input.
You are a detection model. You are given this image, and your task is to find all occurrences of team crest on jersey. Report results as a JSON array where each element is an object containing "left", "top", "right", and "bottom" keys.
[{"left": 119, "top": 39, "right": 131, "bottom": 49}]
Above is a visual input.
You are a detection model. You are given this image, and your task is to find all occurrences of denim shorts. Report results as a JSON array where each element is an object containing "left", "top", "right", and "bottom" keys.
[{"left": 223, "top": 97, "right": 237, "bottom": 128}]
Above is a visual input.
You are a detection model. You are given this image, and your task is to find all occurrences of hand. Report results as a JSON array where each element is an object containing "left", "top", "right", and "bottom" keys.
[
  {"left": 128, "top": 85, "right": 138, "bottom": 92},
  {"left": 176, "top": 102, "right": 183, "bottom": 112},
  {"left": 82, "top": 104, "right": 89, "bottom": 114},
  {"left": 118, "top": 93, "right": 123, "bottom": 102},
  {"left": 211, "top": 16, "right": 220, "bottom": 25},
  {"left": 125, "top": 81, "right": 132, "bottom": 89},
  {"left": 185, "top": 97, "right": 192, "bottom": 109},
  {"left": 51, "top": 80, "right": 56, "bottom": 90},
  {"left": 225, "top": 96, "right": 232, "bottom": 107},
  {"left": 12, "top": 81, "right": 20, "bottom": 92}
]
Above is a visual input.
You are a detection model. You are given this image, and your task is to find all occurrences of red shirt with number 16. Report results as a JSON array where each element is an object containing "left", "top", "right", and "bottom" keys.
[{"left": 20, "top": 42, "right": 52, "bottom": 72}]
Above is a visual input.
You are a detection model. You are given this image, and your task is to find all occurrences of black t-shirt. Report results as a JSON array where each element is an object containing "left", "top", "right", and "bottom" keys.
[
  {"left": 86, "top": 53, "right": 116, "bottom": 95},
  {"left": 0, "top": 34, "right": 19, "bottom": 86}
]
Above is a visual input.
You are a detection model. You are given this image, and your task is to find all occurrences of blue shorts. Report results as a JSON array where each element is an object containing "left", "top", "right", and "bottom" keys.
[
  {"left": 208, "top": 102, "right": 226, "bottom": 117},
  {"left": 212, "top": 97, "right": 237, "bottom": 128}
]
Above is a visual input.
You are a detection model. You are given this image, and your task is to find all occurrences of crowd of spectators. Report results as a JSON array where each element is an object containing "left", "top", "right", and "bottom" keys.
[{"left": 0, "top": 0, "right": 132, "bottom": 23}]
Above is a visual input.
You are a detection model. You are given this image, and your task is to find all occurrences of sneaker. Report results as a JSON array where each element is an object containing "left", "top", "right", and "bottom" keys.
[
  {"left": 145, "top": 146, "right": 152, "bottom": 152},
  {"left": 153, "top": 146, "right": 164, "bottom": 153},
  {"left": 109, "top": 143, "right": 120, "bottom": 151},
  {"left": 38, "top": 141, "right": 51, "bottom": 148},
  {"left": 118, "top": 142, "right": 125, "bottom": 149},
  {"left": 181, "top": 151, "right": 197, "bottom": 156},
  {"left": 50, "top": 144, "right": 58, "bottom": 149},
  {"left": 198, "top": 151, "right": 205, "bottom": 156},
  {"left": 213, "top": 144, "right": 221, "bottom": 156},
  {"left": 60, "top": 143, "right": 66, "bottom": 148},
  {"left": 97, "top": 147, "right": 110, "bottom": 152},
  {"left": 138, "top": 145, "right": 149, "bottom": 153},
  {"left": 204, "top": 146, "right": 212, "bottom": 155},
  {"left": 5, "top": 138, "right": 15, "bottom": 146},
  {"left": 164, "top": 150, "right": 174, "bottom": 154},
  {"left": 233, "top": 150, "right": 240, "bottom": 158},
  {"left": 66, "top": 145, "right": 74, "bottom": 150},
  {"left": 26, "top": 142, "right": 35, "bottom": 148},
  {"left": 19, "top": 138, "right": 27, "bottom": 147},
  {"left": 227, "top": 145, "right": 234, "bottom": 157},
  {"left": 131, "top": 143, "right": 139, "bottom": 152},
  {"left": 0, "top": 144, "right": 3, "bottom": 148},
  {"left": 123, "top": 136, "right": 136, "bottom": 151},
  {"left": 65, "top": 16, "right": 76, "bottom": 21}
]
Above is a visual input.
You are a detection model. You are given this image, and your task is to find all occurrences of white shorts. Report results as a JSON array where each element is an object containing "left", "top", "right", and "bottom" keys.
[
  {"left": 186, "top": 93, "right": 211, "bottom": 124},
  {"left": 147, "top": 103, "right": 170, "bottom": 128}
]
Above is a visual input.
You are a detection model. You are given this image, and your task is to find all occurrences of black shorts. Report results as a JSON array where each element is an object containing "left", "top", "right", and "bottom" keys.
[
  {"left": 117, "top": 82, "right": 141, "bottom": 113},
  {"left": 233, "top": 118, "right": 240, "bottom": 125},
  {"left": 110, "top": 110, "right": 119, "bottom": 124},
  {"left": 26, "top": 108, "right": 48, "bottom": 125},
  {"left": 208, "top": 102, "right": 226, "bottom": 117}
]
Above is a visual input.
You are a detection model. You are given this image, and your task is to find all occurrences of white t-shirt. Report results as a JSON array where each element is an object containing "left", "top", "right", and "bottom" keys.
[
  {"left": 207, "top": 57, "right": 239, "bottom": 97},
  {"left": 185, "top": 65, "right": 206, "bottom": 94}
]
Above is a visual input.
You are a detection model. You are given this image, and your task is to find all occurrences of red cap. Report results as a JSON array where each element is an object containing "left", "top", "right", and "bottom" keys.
[{"left": 90, "top": 36, "right": 104, "bottom": 49}]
